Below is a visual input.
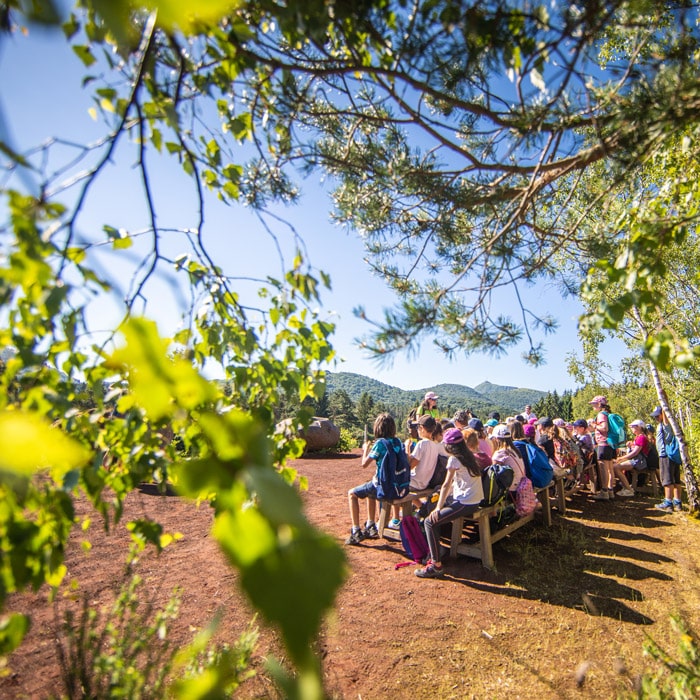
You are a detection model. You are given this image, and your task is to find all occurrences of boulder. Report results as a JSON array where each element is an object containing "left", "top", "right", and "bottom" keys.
[{"left": 303, "top": 417, "right": 340, "bottom": 451}]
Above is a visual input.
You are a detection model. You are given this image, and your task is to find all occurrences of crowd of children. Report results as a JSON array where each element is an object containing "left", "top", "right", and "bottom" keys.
[{"left": 345, "top": 391, "right": 686, "bottom": 578}]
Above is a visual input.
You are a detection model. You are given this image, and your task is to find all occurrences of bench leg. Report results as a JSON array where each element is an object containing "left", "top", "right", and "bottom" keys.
[
  {"left": 555, "top": 478, "right": 567, "bottom": 514},
  {"left": 477, "top": 512, "right": 495, "bottom": 569},
  {"left": 450, "top": 517, "right": 465, "bottom": 558},
  {"left": 377, "top": 501, "right": 390, "bottom": 538},
  {"left": 538, "top": 488, "right": 552, "bottom": 526}
]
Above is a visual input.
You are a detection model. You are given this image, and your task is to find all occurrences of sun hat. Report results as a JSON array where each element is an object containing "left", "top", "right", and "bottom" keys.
[
  {"left": 424, "top": 391, "right": 438, "bottom": 401},
  {"left": 443, "top": 428, "right": 464, "bottom": 445},
  {"left": 491, "top": 423, "right": 511, "bottom": 439},
  {"left": 468, "top": 418, "right": 484, "bottom": 431},
  {"left": 630, "top": 419, "right": 646, "bottom": 428},
  {"left": 651, "top": 406, "right": 663, "bottom": 418},
  {"left": 589, "top": 395, "right": 607, "bottom": 405}
]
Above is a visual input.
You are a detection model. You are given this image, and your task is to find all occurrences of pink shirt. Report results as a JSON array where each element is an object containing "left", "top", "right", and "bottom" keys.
[{"left": 491, "top": 448, "right": 526, "bottom": 491}]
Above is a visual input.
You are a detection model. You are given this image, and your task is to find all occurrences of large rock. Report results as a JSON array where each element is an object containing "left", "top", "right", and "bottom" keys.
[{"left": 303, "top": 417, "right": 340, "bottom": 451}]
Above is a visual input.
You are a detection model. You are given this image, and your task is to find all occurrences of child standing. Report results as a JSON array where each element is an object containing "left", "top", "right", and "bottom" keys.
[
  {"left": 346, "top": 413, "right": 403, "bottom": 545},
  {"left": 415, "top": 428, "right": 484, "bottom": 579}
]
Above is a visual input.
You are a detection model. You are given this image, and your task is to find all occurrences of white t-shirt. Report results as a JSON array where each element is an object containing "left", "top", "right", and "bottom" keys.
[
  {"left": 410, "top": 439, "right": 443, "bottom": 489},
  {"left": 447, "top": 455, "right": 484, "bottom": 505}
]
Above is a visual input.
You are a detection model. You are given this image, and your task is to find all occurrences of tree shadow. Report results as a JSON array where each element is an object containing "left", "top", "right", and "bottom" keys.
[{"left": 442, "top": 497, "right": 677, "bottom": 625}]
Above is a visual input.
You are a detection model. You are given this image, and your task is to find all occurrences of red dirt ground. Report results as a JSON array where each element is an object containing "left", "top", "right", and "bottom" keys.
[{"left": 2, "top": 450, "right": 700, "bottom": 699}]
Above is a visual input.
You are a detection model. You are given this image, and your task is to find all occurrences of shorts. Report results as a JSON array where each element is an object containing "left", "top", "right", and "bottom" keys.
[
  {"left": 659, "top": 456, "right": 681, "bottom": 487},
  {"left": 350, "top": 481, "right": 378, "bottom": 499},
  {"left": 596, "top": 445, "right": 616, "bottom": 461},
  {"left": 628, "top": 455, "right": 647, "bottom": 471}
]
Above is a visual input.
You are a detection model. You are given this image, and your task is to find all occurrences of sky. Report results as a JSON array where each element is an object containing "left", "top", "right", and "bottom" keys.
[{"left": 0, "top": 14, "right": 626, "bottom": 395}]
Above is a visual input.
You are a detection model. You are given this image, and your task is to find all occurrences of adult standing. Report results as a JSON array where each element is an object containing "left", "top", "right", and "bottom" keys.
[
  {"left": 416, "top": 392, "right": 439, "bottom": 419},
  {"left": 523, "top": 404, "right": 537, "bottom": 422},
  {"left": 590, "top": 395, "right": 616, "bottom": 500}
]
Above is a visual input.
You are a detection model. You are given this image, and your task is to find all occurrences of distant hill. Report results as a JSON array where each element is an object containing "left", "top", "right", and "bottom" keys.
[{"left": 325, "top": 372, "right": 547, "bottom": 416}]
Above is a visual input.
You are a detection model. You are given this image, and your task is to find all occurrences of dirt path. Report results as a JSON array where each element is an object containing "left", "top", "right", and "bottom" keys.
[{"left": 3, "top": 451, "right": 699, "bottom": 699}]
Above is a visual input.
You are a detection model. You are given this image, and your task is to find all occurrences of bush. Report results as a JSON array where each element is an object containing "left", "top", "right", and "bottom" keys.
[{"left": 336, "top": 427, "right": 359, "bottom": 453}]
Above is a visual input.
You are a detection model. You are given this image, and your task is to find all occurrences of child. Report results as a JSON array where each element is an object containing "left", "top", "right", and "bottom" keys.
[
  {"left": 415, "top": 428, "right": 484, "bottom": 579},
  {"left": 490, "top": 424, "right": 526, "bottom": 492},
  {"left": 613, "top": 419, "right": 650, "bottom": 496},
  {"left": 346, "top": 413, "right": 403, "bottom": 545},
  {"left": 651, "top": 406, "right": 683, "bottom": 512},
  {"left": 589, "top": 396, "right": 617, "bottom": 501}
]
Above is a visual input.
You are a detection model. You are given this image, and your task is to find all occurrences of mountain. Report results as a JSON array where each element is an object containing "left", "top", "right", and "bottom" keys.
[{"left": 325, "top": 372, "right": 547, "bottom": 416}]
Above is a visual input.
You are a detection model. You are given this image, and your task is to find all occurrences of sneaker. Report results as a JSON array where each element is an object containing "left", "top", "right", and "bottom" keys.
[
  {"left": 345, "top": 528, "right": 366, "bottom": 545},
  {"left": 655, "top": 500, "right": 674, "bottom": 513},
  {"left": 592, "top": 490, "right": 609, "bottom": 500},
  {"left": 618, "top": 488, "right": 635, "bottom": 497},
  {"left": 415, "top": 560, "right": 445, "bottom": 579},
  {"left": 388, "top": 518, "right": 401, "bottom": 530},
  {"left": 363, "top": 522, "right": 380, "bottom": 540},
  {"left": 673, "top": 500, "right": 683, "bottom": 512}
]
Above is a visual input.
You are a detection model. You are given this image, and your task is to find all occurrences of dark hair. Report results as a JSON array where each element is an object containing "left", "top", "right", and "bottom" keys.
[
  {"left": 373, "top": 413, "right": 397, "bottom": 439},
  {"left": 510, "top": 420, "right": 525, "bottom": 439},
  {"left": 444, "top": 440, "right": 481, "bottom": 477}
]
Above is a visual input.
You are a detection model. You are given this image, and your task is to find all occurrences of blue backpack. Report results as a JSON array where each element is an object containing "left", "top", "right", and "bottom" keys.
[
  {"left": 375, "top": 438, "right": 411, "bottom": 500},
  {"left": 604, "top": 411, "right": 626, "bottom": 449},
  {"left": 519, "top": 441, "right": 554, "bottom": 488}
]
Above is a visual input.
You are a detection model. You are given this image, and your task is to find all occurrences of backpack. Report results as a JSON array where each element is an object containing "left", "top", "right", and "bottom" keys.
[
  {"left": 554, "top": 437, "right": 584, "bottom": 475},
  {"left": 397, "top": 515, "right": 429, "bottom": 565},
  {"left": 514, "top": 476, "right": 537, "bottom": 517},
  {"left": 521, "top": 441, "right": 554, "bottom": 488},
  {"left": 645, "top": 442, "right": 659, "bottom": 471},
  {"left": 426, "top": 453, "right": 448, "bottom": 490},
  {"left": 604, "top": 411, "right": 626, "bottom": 449},
  {"left": 480, "top": 463, "right": 514, "bottom": 507},
  {"left": 375, "top": 438, "right": 411, "bottom": 500}
]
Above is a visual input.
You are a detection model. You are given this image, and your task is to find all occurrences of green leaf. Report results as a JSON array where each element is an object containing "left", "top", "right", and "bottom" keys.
[
  {"left": 72, "top": 44, "right": 97, "bottom": 67},
  {"left": 0, "top": 614, "right": 30, "bottom": 655}
]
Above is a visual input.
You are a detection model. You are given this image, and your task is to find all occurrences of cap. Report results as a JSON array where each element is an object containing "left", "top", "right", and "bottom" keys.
[
  {"left": 523, "top": 424, "right": 536, "bottom": 437},
  {"left": 630, "top": 419, "right": 646, "bottom": 428},
  {"left": 468, "top": 418, "right": 484, "bottom": 431},
  {"left": 589, "top": 395, "right": 607, "bottom": 405},
  {"left": 453, "top": 410, "right": 470, "bottom": 425},
  {"left": 515, "top": 414, "right": 525, "bottom": 422},
  {"left": 485, "top": 418, "right": 499, "bottom": 427},
  {"left": 443, "top": 428, "right": 464, "bottom": 445},
  {"left": 537, "top": 417, "right": 554, "bottom": 429},
  {"left": 491, "top": 423, "right": 511, "bottom": 439},
  {"left": 527, "top": 416, "right": 538, "bottom": 425},
  {"left": 424, "top": 391, "right": 439, "bottom": 401},
  {"left": 572, "top": 419, "right": 588, "bottom": 429},
  {"left": 553, "top": 418, "right": 566, "bottom": 427},
  {"left": 651, "top": 406, "right": 663, "bottom": 418}
]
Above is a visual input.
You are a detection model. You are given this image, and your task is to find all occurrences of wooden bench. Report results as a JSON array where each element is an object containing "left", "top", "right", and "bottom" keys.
[
  {"left": 377, "top": 489, "right": 434, "bottom": 540},
  {"left": 448, "top": 483, "right": 554, "bottom": 570},
  {"left": 630, "top": 467, "right": 661, "bottom": 496}
]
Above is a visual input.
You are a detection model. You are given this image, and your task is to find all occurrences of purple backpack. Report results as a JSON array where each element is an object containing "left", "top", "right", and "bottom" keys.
[{"left": 396, "top": 515, "right": 429, "bottom": 567}]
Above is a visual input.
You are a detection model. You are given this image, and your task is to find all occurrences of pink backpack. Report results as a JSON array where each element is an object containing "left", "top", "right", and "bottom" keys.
[{"left": 515, "top": 476, "right": 537, "bottom": 517}]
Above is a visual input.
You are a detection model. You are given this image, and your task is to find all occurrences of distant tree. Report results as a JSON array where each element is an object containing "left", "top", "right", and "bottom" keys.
[
  {"left": 355, "top": 391, "right": 376, "bottom": 429},
  {"left": 328, "top": 389, "right": 358, "bottom": 430}
]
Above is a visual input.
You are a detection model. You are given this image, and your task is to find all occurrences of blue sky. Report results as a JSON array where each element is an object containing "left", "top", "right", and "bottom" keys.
[{"left": 0, "top": 18, "right": 625, "bottom": 394}]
